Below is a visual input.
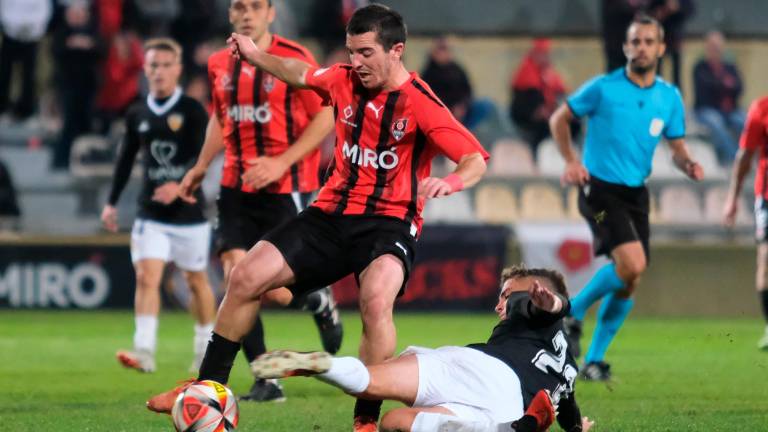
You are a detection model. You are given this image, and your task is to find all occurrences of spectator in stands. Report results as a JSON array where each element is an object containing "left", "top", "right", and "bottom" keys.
[
  {"left": 170, "top": 0, "right": 215, "bottom": 77},
  {"left": 601, "top": 0, "right": 649, "bottom": 71},
  {"left": 0, "top": 0, "right": 52, "bottom": 124},
  {"left": 309, "top": 0, "right": 369, "bottom": 57},
  {"left": 693, "top": 30, "right": 745, "bottom": 165},
  {"left": 51, "top": 0, "right": 103, "bottom": 170},
  {"left": 0, "top": 158, "right": 20, "bottom": 222},
  {"left": 95, "top": 29, "right": 144, "bottom": 135},
  {"left": 510, "top": 38, "right": 579, "bottom": 159},
  {"left": 649, "top": 0, "right": 695, "bottom": 88},
  {"left": 421, "top": 36, "right": 472, "bottom": 124},
  {"left": 131, "top": 0, "right": 179, "bottom": 37}
]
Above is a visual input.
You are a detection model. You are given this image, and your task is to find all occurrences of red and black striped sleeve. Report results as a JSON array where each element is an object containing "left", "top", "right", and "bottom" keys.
[
  {"left": 304, "top": 63, "right": 351, "bottom": 104},
  {"left": 409, "top": 79, "right": 489, "bottom": 163}
]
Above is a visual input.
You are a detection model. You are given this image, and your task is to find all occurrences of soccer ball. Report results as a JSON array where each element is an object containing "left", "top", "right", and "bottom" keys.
[{"left": 171, "top": 380, "right": 239, "bottom": 432}]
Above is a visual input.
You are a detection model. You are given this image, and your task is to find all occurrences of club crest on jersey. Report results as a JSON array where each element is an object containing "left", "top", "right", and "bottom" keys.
[
  {"left": 263, "top": 74, "right": 275, "bottom": 92},
  {"left": 391, "top": 118, "right": 408, "bottom": 141},
  {"left": 167, "top": 113, "right": 184, "bottom": 132},
  {"left": 138, "top": 120, "right": 150, "bottom": 133},
  {"left": 219, "top": 73, "right": 233, "bottom": 90}
]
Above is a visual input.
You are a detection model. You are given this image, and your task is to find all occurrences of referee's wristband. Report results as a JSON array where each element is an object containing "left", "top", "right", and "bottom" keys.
[{"left": 443, "top": 174, "right": 464, "bottom": 193}]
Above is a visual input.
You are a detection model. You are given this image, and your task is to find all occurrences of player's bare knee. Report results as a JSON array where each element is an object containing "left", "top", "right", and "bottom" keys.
[
  {"left": 380, "top": 410, "right": 411, "bottom": 432},
  {"left": 227, "top": 264, "right": 262, "bottom": 302},
  {"left": 617, "top": 259, "right": 645, "bottom": 282},
  {"left": 135, "top": 269, "right": 158, "bottom": 292},
  {"left": 360, "top": 297, "right": 394, "bottom": 328}
]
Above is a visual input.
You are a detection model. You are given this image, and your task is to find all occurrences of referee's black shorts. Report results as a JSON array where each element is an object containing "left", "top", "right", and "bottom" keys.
[
  {"left": 578, "top": 176, "right": 650, "bottom": 261},
  {"left": 263, "top": 207, "right": 417, "bottom": 298}
]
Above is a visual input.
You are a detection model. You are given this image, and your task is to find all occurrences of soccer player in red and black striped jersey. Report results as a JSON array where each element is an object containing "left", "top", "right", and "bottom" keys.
[
  {"left": 148, "top": 5, "right": 489, "bottom": 430},
  {"left": 175, "top": 0, "right": 343, "bottom": 402},
  {"left": 724, "top": 96, "right": 768, "bottom": 350}
]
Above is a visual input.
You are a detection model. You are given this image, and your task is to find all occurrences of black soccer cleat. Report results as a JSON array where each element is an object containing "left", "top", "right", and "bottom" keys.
[
  {"left": 306, "top": 287, "right": 344, "bottom": 354},
  {"left": 239, "top": 379, "right": 286, "bottom": 403},
  {"left": 563, "top": 316, "right": 583, "bottom": 359},
  {"left": 579, "top": 361, "right": 611, "bottom": 382}
]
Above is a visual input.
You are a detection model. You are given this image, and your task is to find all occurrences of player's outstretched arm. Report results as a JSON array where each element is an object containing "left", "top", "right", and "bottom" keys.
[
  {"left": 723, "top": 147, "right": 756, "bottom": 227},
  {"left": 242, "top": 106, "right": 334, "bottom": 189},
  {"left": 227, "top": 33, "right": 311, "bottom": 89},
  {"left": 668, "top": 138, "right": 704, "bottom": 181},
  {"left": 180, "top": 115, "right": 225, "bottom": 203},
  {"left": 549, "top": 104, "right": 588, "bottom": 186}
]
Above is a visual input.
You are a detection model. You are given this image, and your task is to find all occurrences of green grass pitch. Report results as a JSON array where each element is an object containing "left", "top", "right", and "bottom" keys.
[{"left": 2, "top": 310, "right": 767, "bottom": 431}]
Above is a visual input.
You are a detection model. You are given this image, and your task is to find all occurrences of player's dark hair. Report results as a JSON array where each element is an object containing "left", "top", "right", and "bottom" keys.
[
  {"left": 144, "top": 37, "right": 183, "bottom": 59},
  {"left": 346, "top": 3, "right": 407, "bottom": 51},
  {"left": 628, "top": 14, "right": 665, "bottom": 41},
  {"left": 501, "top": 265, "right": 568, "bottom": 298}
]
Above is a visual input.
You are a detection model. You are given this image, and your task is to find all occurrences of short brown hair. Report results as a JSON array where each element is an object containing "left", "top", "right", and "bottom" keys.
[
  {"left": 144, "top": 38, "right": 183, "bottom": 59},
  {"left": 628, "top": 14, "right": 665, "bottom": 41},
  {"left": 500, "top": 264, "right": 568, "bottom": 297}
]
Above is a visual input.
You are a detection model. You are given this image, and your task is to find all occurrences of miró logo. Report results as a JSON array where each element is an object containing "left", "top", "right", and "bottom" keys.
[
  {"left": 342, "top": 141, "right": 399, "bottom": 169},
  {"left": 227, "top": 102, "right": 272, "bottom": 123}
]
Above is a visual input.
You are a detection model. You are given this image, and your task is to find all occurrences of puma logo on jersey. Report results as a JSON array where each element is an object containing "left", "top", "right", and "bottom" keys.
[
  {"left": 228, "top": 103, "right": 272, "bottom": 124},
  {"left": 366, "top": 102, "right": 384, "bottom": 119},
  {"left": 395, "top": 241, "right": 407, "bottom": 256},
  {"left": 342, "top": 141, "right": 399, "bottom": 170}
]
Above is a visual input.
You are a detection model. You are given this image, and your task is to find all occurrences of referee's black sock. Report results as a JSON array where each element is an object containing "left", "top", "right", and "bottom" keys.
[
  {"left": 760, "top": 290, "right": 768, "bottom": 323},
  {"left": 241, "top": 315, "right": 267, "bottom": 362},
  {"left": 354, "top": 398, "right": 382, "bottom": 421},
  {"left": 197, "top": 332, "right": 240, "bottom": 384}
]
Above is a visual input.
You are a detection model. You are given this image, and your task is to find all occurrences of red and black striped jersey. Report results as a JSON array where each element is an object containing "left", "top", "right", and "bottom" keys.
[
  {"left": 741, "top": 97, "right": 768, "bottom": 200},
  {"left": 305, "top": 63, "right": 489, "bottom": 235},
  {"left": 208, "top": 35, "right": 324, "bottom": 194}
]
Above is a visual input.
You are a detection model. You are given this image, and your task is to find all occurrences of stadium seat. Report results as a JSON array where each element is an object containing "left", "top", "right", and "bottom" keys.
[
  {"left": 488, "top": 138, "right": 537, "bottom": 177},
  {"left": 536, "top": 138, "right": 566, "bottom": 177},
  {"left": 422, "top": 190, "right": 476, "bottom": 223},
  {"left": 704, "top": 186, "right": 750, "bottom": 226},
  {"left": 0, "top": 147, "right": 54, "bottom": 188},
  {"left": 649, "top": 145, "right": 678, "bottom": 179},
  {"left": 475, "top": 183, "right": 518, "bottom": 224},
  {"left": 19, "top": 192, "right": 84, "bottom": 233},
  {"left": 658, "top": 185, "right": 703, "bottom": 224},
  {"left": 519, "top": 182, "right": 564, "bottom": 220}
]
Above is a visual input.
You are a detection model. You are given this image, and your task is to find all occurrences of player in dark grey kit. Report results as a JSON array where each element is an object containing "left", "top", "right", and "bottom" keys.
[
  {"left": 249, "top": 266, "right": 594, "bottom": 432},
  {"left": 101, "top": 38, "right": 216, "bottom": 373}
]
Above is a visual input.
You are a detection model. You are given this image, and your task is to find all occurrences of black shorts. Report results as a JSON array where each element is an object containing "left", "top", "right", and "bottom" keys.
[
  {"left": 263, "top": 206, "right": 417, "bottom": 297},
  {"left": 755, "top": 198, "right": 768, "bottom": 242},
  {"left": 578, "top": 176, "right": 650, "bottom": 260},
  {"left": 214, "top": 186, "right": 311, "bottom": 255}
]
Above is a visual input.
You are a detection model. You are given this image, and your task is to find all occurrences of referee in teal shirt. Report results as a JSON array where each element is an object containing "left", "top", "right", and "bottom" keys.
[{"left": 549, "top": 14, "right": 704, "bottom": 381}]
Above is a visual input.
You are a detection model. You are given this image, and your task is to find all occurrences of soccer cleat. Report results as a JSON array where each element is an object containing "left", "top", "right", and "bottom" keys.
[
  {"left": 562, "top": 316, "right": 583, "bottom": 359},
  {"left": 524, "top": 390, "right": 556, "bottom": 432},
  {"left": 353, "top": 415, "right": 379, "bottom": 432},
  {"left": 307, "top": 287, "right": 344, "bottom": 354},
  {"left": 758, "top": 328, "right": 768, "bottom": 350},
  {"left": 116, "top": 349, "right": 156, "bottom": 373},
  {"left": 579, "top": 361, "right": 612, "bottom": 381},
  {"left": 146, "top": 378, "right": 196, "bottom": 414},
  {"left": 239, "top": 378, "right": 286, "bottom": 402},
  {"left": 250, "top": 350, "right": 332, "bottom": 379}
]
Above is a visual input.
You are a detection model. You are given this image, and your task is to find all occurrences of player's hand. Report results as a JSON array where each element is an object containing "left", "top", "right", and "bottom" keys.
[
  {"left": 562, "top": 161, "right": 589, "bottom": 186},
  {"left": 722, "top": 195, "right": 738, "bottom": 227},
  {"left": 582, "top": 417, "right": 595, "bottom": 432},
  {"left": 242, "top": 156, "right": 288, "bottom": 190},
  {"left": 529, "top": 279, "right": 563, "bottom": 313},
  {"left": 101, "top": 205, "right": 118, "bottom": 233},
  {"left": 418, "top": 177, "right": 454, "bottom": 199},
  {"left": 227, "top": 33, "right": 259, "bottom": 62},
  {"left": 179, "top": 165, "right": 206, "bottom": 204},
  {"left": 685, "top": 160, "right": 704, "bottom": 181},
  {"left": 152, "top": 182, "right": 181, "bottom": 205}
]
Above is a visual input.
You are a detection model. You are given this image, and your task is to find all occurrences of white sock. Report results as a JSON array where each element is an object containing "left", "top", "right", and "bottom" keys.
[
  {"left": 411, "top": 412, "right": 495, "bottom": 432},
  {"left": 193, "top": 322, "right": 214, "bottom": 357},
  {"left": 316, "top": 356, "right": 370, "bottom": 394},
  {"left": 134, "top": 315, "right": 158, "bottom": 354}
]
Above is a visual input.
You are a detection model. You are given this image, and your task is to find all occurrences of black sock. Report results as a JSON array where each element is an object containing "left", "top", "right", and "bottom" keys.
[
  {"left": 197, "top": 332, "right": 240, "bottom": 383},
  {"left": 761, "top": 290, "right": 768, "bottom": 323},
  {"left": 354, "top": 398, "right": 382, "bottom": 420},
  {"left": 510, "top": 415, "right": 538, "bottom": 432},
  {"left": 241, "top": 315, "right": 266, "bottom": 362}
]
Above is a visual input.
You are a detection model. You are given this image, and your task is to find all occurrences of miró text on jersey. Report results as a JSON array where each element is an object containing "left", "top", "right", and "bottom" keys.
[
  {"left": 227, "top": 102, "right": 272, "bottom": 123},
  {"left": 342, "top": 141, "right": 399, "bottom": 169}
]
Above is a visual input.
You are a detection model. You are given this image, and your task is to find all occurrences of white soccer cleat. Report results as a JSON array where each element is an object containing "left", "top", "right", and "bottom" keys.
[
  {"left": 116, "top": 349, "right": 156, "bottom": 373},
  {"left": 250, "top": 350, "right": 332, "bottom": 379}
]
